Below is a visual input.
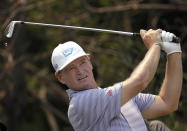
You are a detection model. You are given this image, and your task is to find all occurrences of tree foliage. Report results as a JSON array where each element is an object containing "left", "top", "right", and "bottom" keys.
[{"left": 0, "top": 0, "right": 187, "bottom": 131}]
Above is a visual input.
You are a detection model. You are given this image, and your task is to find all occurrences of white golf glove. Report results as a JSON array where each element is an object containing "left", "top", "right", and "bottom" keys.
[{"left": 160, "top": 31, "right": 181, "bottom": 55}]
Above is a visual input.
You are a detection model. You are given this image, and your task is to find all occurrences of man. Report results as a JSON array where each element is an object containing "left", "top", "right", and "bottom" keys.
[{"left": 51, "top": 29, "right": 182, "bottom": 131}]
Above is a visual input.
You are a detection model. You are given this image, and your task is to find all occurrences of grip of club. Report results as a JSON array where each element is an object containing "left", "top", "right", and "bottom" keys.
[
  {"left": 171, "top": 36, "right": 180, "bottom": 43},
  {"left": 133, "top": 33, "right": 180, "bottom": 43}
]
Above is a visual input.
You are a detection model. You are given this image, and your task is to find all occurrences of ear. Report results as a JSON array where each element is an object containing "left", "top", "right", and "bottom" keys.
[{"left": 55, "top": 72, "right": 65, "bottom": 84}]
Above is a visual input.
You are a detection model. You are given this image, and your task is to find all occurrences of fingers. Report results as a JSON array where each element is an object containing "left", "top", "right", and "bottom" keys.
[
  {"left": 140, "top": 29, "right": 161, "bottom": 37},
  {"left": 140, "top": 29, "right": 162, "bottom": 49},
  {"left": 156, "top": 29, "right": 162, "bottom": 33},
  {"left": 140, "top": 29, "right": 146, "bottom": 38},
  {"left": 161, "top": 31, "right": 167, "bottom": 41},
  {"left": 140, "top": 28, "right": 161, "bottom": 40},
  {"left": 155, "top": 29, "right": 162, "bottom": 40},
  {"left": 166, "top": 32, "right": 171, "bottom": 41},
  {"left": 161, "top": 30, "right": 175, "bottom": 42}
]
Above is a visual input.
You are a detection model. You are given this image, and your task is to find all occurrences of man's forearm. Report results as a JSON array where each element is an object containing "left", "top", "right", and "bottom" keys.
[
  {"left": 121, "top": 44, "right": 161, "bottom": 105},
  {"left": 130, "top": 44, "right": 161, "bottom": 88},
  {"left": 159, "top": 53, "right": 183, "bottom": 110},
  {"left": 121, "top": 29, "right": 162, "bottom": 105}
]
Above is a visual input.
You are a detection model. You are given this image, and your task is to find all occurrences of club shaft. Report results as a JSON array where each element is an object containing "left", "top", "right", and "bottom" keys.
[
  {"left": 6, "top": 21, "right": 180, "bottom": 43},
  {"left": 20, "top": 21, "right": 138, "bottom": 36}
]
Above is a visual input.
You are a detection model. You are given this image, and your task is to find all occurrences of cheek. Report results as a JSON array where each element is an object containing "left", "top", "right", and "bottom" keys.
[
  {"left": 84, "top": 62, "right": 93, "bottom": 72},
  {"left": 88, "top": 64, "right": 93, "bottom": 73},
  {"left": 63, "top": 72, "right": 76, "bottom": 83},
  {"left": 86, "top": 68, "right": 94, "bottom": 79},
  {"left": 88, "top": 61, "right": 93, "bottom": 69}
]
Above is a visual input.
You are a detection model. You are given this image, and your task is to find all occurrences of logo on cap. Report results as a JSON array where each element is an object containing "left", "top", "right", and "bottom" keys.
[
  {"left": 54, "top": 64, "right": 58, "bottom": 71},
  {"left": 63, "top": 48, "right": 73, "bottom": 57}
]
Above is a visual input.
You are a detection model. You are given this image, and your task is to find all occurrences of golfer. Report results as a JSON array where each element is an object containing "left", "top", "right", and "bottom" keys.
[{"left": 51, "top": 29, "right": 182, "bottom": 131}]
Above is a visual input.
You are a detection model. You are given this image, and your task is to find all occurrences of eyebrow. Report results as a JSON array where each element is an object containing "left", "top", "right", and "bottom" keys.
[
  {"left": 81, "top": 56, "right": 88, "bottom": 61},
  {"left": 80, "top": 57, "right": 86, "bottom": 61},
  {"left": 60, "top": 57, "right": 88, "bottom": 73}
]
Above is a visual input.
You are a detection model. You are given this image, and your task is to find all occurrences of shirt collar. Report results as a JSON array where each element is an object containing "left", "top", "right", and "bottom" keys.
[
  {"left": 66, "top": 89, "right": 78, "bottom": 100},
  {"left": 66, "top": 87, "right": 100, "bottom": 100}
]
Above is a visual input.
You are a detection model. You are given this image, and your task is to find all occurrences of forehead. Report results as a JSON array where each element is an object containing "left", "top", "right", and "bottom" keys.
[
  {"left": 61, "top": 56, "right": 88, "bottom": 70},
  {"left": 70, "top": 56, "right": 88, "bottom": 65}
]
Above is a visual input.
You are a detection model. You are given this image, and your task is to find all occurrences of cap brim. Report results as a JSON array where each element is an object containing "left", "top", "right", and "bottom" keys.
[{"left": 56, "top": 53, "right": 89, "bottom": 72}]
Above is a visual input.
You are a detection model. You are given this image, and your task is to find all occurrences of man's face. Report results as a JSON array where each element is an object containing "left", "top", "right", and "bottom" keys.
[{"left": 56, "top": 56, "right": 97, "bottom": 91}]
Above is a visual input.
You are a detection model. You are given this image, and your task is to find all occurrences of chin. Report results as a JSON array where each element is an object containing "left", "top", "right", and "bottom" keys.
[
  {"left": 80, "top": 84, "right": 92, "bottom": 90},
  {"left": 71, "top": 81, "right": 94, "bottom": 91}
]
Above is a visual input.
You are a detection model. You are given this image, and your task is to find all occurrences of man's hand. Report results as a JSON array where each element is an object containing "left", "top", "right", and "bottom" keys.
[
  {"left": 160, "top": 31, "right": 182, "bottom": 55},
  {"left": 140, "top": 29, "right": 162, "bottom": 49}
]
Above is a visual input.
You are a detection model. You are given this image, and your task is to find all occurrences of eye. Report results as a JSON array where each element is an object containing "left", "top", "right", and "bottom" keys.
[
  {"left": 68, "top": 66, "right": 75, "bottom": 71},
  {"left": 80, "top": 60, "right": 86, "bottom": 65}
]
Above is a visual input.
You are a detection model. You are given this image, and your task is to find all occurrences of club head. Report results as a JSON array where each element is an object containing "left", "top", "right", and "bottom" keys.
[{"left": 5, "top": 21, "right": 22, "bottom": 38}]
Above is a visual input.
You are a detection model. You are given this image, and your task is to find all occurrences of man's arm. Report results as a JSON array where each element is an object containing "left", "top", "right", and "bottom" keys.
[
  {"left": 142, "top": 53, "right": 183, "bottom": 119},
  {"left": 121, "top": 29, "right": 162, "bottom": 105}
]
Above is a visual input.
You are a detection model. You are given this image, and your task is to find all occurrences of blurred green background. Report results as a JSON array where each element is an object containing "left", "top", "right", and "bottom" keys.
[{"left": 0, "top": 0, "right": 187, "bottom": 131}]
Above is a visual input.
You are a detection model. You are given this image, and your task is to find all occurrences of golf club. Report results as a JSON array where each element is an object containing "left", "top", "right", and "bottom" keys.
[{"left": 4, "top": 20, "right": 180, "bottom": 44}]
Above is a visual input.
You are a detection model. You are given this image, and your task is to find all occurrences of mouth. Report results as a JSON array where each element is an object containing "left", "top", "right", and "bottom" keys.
[{"left": 78, "top": 75, "right": 88, "bottom": 81}]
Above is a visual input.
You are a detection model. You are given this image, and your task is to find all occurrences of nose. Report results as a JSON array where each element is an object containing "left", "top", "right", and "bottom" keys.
[{"left": 75, "top": 66, "right": 83, "bottom": 75}]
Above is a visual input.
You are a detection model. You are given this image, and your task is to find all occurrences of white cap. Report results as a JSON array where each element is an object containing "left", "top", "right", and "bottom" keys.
[{"left": 51, "top": 41, "right": 88, "bottom": 72}]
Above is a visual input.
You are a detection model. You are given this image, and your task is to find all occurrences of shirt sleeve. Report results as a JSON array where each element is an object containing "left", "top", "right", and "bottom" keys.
[
  {"left": 68, "top": 82, "right": 122, "bottom": 129},
  {"left": 133, "top": 93, "right": 156, "bottom": 112}
]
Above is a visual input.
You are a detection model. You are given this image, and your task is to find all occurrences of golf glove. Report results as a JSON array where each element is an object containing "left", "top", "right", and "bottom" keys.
[{"left": 160, "top": 31, "right": 181, "bottom": 55}]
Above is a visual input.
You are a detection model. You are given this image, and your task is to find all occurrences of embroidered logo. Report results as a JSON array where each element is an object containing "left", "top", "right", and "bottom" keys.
[
  {"left": 54, "top": 64, "right": 58, "bottom": 70},
  {"left": 109, "top": 89, "right": 112, "bottom": 96},
  {"left": 63, "top": 48, "right": 73, "bottom": 57}
]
